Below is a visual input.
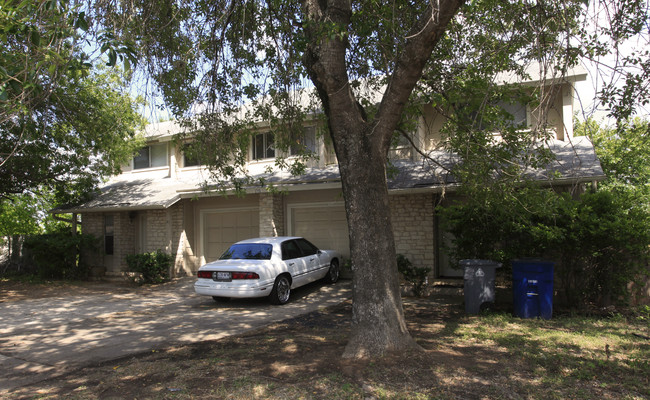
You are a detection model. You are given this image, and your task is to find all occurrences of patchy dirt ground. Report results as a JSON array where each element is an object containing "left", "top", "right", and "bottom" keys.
[{"left": 2, "top": 279, "right": 648, "bottom": 400}]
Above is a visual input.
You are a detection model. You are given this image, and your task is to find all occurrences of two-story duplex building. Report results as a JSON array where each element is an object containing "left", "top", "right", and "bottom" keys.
[{"left": 58, "top": 66, "right": 605, "bottom": 280}]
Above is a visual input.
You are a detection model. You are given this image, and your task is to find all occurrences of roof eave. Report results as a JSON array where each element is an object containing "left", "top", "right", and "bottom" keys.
[{"left": 51, "top": 196, "right": 181, "bottom": 214}]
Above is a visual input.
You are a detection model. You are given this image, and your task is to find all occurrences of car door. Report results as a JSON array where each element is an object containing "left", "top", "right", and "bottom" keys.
[
  {"left": 295, "top": 238, "right": 323, "bottom": 282},
  {"left": 280, "top": 240, "right": 308, "bottom": 285}
]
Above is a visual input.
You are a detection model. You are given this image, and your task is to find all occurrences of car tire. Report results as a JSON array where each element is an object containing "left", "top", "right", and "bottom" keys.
[
  {"left": 212, "top": 296, "right": 230, "bottom": 303},
  {"left": 325, "top": 259, "right": 340, "bottom": 284},
  {"left": 269, "top": 275, "right": 291, "bottom": 305}
]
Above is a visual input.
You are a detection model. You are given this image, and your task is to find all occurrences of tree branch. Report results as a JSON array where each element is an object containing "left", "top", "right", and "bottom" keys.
[{"left": 376, "top": 0, "right": 465, "bottom": 155}]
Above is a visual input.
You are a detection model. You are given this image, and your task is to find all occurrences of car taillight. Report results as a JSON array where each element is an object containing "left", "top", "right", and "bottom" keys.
[
  {"left": 197, "top": 271, "right": 259, "bottom": 279},
  {"left": 232, "top": 272, "right": 260, "bottom": 279}
]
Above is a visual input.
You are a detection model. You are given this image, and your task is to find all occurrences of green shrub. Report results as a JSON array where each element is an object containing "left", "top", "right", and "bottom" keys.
[
  {"left": 23, "top": 230, "right": 98, "bottom": 280},
  {"left": 397, "top": 254, "right": 431, "bottom": 297},
  {"left": 126, "top": 250, "right": 173, "bottom": 284},
  {"left": 438, "top": 186, "right": 650, "bottom": 307}
]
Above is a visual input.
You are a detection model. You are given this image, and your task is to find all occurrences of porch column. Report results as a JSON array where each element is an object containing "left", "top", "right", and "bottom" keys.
[{"left": 259, "top": 193, "right": 285, "bottom": 237}]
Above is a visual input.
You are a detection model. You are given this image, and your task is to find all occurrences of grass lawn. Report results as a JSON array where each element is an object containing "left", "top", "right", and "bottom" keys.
[{"left": 7, "top": 293, "right": 650, "bottom": 400}]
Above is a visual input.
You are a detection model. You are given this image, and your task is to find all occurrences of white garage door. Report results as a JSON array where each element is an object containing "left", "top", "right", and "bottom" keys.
[
  {"left": 202, "top": 209, "right": 259, "bottom": 263},
  {"left": 290, "top": 204, "right": 349, "bottom": 258}
]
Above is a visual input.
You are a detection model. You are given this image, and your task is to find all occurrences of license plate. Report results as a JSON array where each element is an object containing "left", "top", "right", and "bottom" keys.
[{"left": 215, "top": 271, "right": 231, "bottom": 281}]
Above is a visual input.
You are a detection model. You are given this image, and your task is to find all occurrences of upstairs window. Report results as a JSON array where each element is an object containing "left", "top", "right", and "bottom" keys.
[
  {"left": 389, "top": 131, "right": 415, "bottom": 160},
  {"left": 456, "top": 97, "right": 529, "bottom": 132},
  {"left": 290, "top": 126, "right": 317, "bottom": 156},
  {"left": 253, "top": 132, "right": 275, "bottom": 160},
  {"left": 133, "top": 143, "right": 168, "bottom": 169},
  {"left": 182, "top": 144, "right": 200, "bottom": 167}
]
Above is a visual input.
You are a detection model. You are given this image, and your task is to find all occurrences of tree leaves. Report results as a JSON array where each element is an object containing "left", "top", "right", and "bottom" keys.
[
  {"left": 0, "top": 1, "right": 144, "bottom": 205},
  {"left": 0, "top": 66, "right": 145, "bottom": 205}
]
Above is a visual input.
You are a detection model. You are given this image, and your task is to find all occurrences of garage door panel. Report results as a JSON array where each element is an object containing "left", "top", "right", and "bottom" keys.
[
  {"left": 203, "top": 210, "right": 259, "bottom": 263},
  {"left": 292, "top": 205, "right": 349, "bottom": 258},
  {"left": 221, "top": 214, "right": 237, "bottom": 227},
  {"left": 236, "top": 213, "right": 252, "bottom": 225}
]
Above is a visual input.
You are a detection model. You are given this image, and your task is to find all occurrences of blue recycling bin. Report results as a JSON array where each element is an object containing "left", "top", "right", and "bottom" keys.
[{"left": 512, "top": 260, "right": 554, "bottom": 319}]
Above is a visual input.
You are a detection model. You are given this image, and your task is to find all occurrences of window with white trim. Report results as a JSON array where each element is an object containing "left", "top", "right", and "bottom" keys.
[
  {"left": 290, "top": 126, "right": 317, "bottom": 156},
  {"left": 253, "top": 132, "right": 275, "bottom": 160},
  {"left": 133, "top": 143, "right": 168, "bottom": 169},
  {"left": 182, "top": 144, "right": 200, "bottom": 167}
]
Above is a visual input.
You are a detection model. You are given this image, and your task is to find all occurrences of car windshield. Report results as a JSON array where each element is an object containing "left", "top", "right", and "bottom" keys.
[{"left": 220, "top": 244, "right": 273, "bottom": 260}]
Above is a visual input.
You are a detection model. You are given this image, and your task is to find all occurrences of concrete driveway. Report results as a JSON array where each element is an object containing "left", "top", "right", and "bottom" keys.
[{"left": 0, "top": 277, "right": 352, "bottom": 394}]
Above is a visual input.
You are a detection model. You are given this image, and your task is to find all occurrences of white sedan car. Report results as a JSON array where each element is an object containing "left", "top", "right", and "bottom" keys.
[{"left": 194, "top": 237, "right": 341, "bottom": 305}]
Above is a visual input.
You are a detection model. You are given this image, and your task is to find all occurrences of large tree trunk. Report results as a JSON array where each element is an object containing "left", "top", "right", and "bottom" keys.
[
  {"left": 338, "top": 125, "right": 419, "bottom": 357},
  {"left": 302, "top": 0, "right": 464, "bottom": 358}
]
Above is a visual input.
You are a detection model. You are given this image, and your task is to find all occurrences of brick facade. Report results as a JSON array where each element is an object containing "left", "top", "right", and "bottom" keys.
[
  {"left": 145, "top": 209, "right": 168, "bottom": 252},
  {"left": 81, "top": 191, "right": 439, "bottom": 279},
  {"left": 140, "top": 203, "right": 190, "bottom": 277},
  {"left": 114, "top": 212, "right": 135, "bottom": 273},
  {"left": 81, "top": 205, "right": 188, "bottom": 278},
  {"left": 169, "top": 202, "right": 190, "bottom": 276},
  {"left": 259, "top": 193, "right": 285, "bottom": 237},
  {"left": 390, "top": 193, "right": 435, "bottom": 273},
  {"left": 80, "top": 213, "right": 104, "bottom": 273}
]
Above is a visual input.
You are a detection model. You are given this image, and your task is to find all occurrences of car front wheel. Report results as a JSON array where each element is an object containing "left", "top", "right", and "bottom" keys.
[
  {"left": 325, "top": 259, "right": 340, "bottom": 284},
  {"left": 269, "top": 275, "right": 291, "bottom": 305}
]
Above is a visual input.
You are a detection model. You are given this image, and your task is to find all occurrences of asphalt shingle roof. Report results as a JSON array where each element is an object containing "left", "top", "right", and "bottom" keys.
[{"left": 58, "top": 136, "right": 604, "bottom": 213}]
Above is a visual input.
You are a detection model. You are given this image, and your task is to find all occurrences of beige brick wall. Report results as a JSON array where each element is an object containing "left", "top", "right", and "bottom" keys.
[
  {"left": 81, "top": 213, "right": 103, "bottom": 241},
  {"left": 169, "top": 202, "right": 191, "bottom": 277},
  {"left": 139, "top": 204, "right": 192, "bottom": 278},
  {"left": 145, "top": 209, "right": 168, "bottom": 252},
  {"left": 84, "top": 211, "right": 136, "bottom": 276},
  {"left": 114, "top": 212, "right": 135, "bottom": 273},
  {"left": 81, "top": 213, "right": 104, "bottom": 269},
  {"left": 259, "top": 193, "right": 285, "bottom": 237},
  {"left": 389, "top": 193, "right": 435, "bottom": 274},
  {"left": 82, "top": 191, "right": 438, "bottom": 279}
]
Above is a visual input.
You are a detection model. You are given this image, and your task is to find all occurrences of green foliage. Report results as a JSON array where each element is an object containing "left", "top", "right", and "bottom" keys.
[
  {"left": 23, "top": 230, "right": 98, "bottom": 280},
  {"left": 582, "top": 118, "right": 650, "bottom": 190},
  {"left": 0, "top": 190, "right": 75, "bottom": 237},
  {"left": 0, "top": 0, "right": 89, "bottom": 114},
  {"left": 1, "top": 66, "right": 145, "bottom": 205},
  {"left": 0, "top": 1, "right": 143, "bottom": 204},
  {"left": 420, "top": 0, "right": 580, "bottom": 176},
  {"left": 126, "top": 251, "right": 173, "bottom": 285},
  {"left": 0, "top": 193, "right": 45, "bottom": 236},
  {"left": 440, "top": 119, "right": 650, "bottom": 307},
  {"left": 439, "top": 186, "right": 567, "bottom": 264},
  {"left": 557, "top": 189, "right": 650, "bottom": 306},
  {"left": 397, "top": 254, "right": 431, "bottom": 297},
  {"left": 440, "top": 187, "right": 650, "bottom": 307}
]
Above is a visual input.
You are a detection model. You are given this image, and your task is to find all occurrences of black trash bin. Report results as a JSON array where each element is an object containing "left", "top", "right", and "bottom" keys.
[
  {"left": 461, "top": 259, "right": 502, "bottom": 314},
  {"left": 512, "top": 260, "right": 554, "bottom": 319}
]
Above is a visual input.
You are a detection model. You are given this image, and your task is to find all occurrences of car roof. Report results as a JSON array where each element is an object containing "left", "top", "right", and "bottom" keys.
[{"left": 233, "top": 236, "right": 302, "bottom": 245}]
